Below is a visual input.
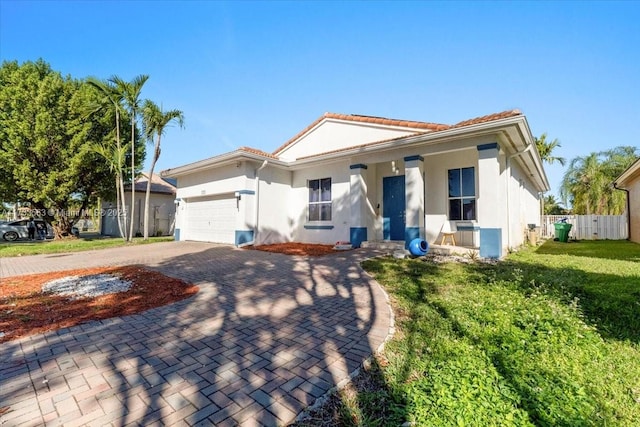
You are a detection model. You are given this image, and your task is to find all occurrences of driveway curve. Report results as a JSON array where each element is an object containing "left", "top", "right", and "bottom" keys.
[{"left": 0, "top": 242, "right": 392, "bottom": 426}]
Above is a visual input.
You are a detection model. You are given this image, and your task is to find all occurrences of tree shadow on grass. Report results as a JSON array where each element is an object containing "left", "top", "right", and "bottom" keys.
[
  {"left": 485, "top": 255, "right": 640, "bottom": 343},
  {"left": 375, "top": 254, "right": 639, "bottom": 425}
]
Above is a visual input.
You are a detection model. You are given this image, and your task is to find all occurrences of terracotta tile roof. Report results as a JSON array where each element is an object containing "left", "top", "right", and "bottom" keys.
[
  {"left": 323, "top": 113, "right": 449, "bottom": 131},
  {"left": 295, "top": 109, "right": 524, "bottom": 161},
  {"left": 272, "top": 112, "right": 449, "bottom": 156},
  {"left": 238, "top": 146, "right": 280, "bottom": 159},
  {"left": 449, "top": 109, "right": 522, "bottom": 128},
  {"left": 234, "top": 109, "right": 524, "bottom": 163}
]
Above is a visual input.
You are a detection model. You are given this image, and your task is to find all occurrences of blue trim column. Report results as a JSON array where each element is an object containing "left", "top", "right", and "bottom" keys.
[
  {"left": 233, "top": 189, "right": 256, "bottom": 245},
  {"left": 404, "top": 155, "right": 425, "bottom": 248},
  {"left": 235, "top": 230, "right": 254, "bottom": 246},
  {"left": 477, "top": 142, "right": 506, "bottom": 258},
  {"left": 480, "top": 228, "right": 502, "bottom": 258},
  {"left": 349, "top": 164, "right": 368, "bottom": 247},
  {"left": 350, "top": 227, "right": 367, "bottom": 248}
]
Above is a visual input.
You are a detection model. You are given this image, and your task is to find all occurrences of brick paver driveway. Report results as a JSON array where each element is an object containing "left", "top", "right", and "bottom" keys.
[{"left": 0, "top": 242, "right": 392, "bottom": 426}]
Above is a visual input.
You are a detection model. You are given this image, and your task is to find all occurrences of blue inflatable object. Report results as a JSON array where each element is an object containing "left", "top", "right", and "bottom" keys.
[{"left": 409, "top": 238, "right": 429, "bottom": 256}]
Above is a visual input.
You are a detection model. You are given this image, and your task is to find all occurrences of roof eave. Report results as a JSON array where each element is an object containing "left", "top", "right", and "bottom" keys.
[
  {"left": 614, "top": 158, "right": 640, "bottom": 188},
  {"left": 289, "top": 115, "right": 550, "bottom": 193},
  {"left": 293, "top": 115, "right": 521, "bottom": 164},
  {"left": 161, "top": 150, "right": 289, "bottom": 178}
]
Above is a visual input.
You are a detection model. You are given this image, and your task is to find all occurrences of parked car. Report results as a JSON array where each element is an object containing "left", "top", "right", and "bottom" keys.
[{"left": 0, "top": 219, "right": 54, "bottom": 241}]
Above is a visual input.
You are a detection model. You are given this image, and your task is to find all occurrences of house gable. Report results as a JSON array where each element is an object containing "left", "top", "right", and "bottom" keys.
[{"left": 274, "top": 113, "right": 448, "bottom": 161}]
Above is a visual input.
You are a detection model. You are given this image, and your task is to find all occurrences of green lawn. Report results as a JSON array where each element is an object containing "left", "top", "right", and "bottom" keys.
[
  {"left": 0, "top": 235, "right": 175, "bottom": 257},
  {"left": 319, "top": 240, "right": 640, "bottom": 426}
]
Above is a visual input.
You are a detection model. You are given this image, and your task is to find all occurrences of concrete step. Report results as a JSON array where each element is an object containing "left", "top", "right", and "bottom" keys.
[{"left": 361, "top": 240, "right": 405, "bottom": 251}]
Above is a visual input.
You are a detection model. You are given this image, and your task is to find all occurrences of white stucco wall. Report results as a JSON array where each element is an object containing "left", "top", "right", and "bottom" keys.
[
  {"left": 423, "top": 148, "right": 479, "bottom": 244},
  {"left": 176, "top": 163, "right": 253, "bottom": 200},
  {"left": 290, "top": 161, "right": 351, "bottom": 244},
  {"left": 255, "top": 165, "right": 293, "bottom": 244},
  {"left": 509, "top": 159, "right": 542, "bottom": 247},
  {"left": 364, "top": 164, "right": 380, "bottom": 240},
  {"left": 278, "top": 120, "right": 420, "bottom": 161}
]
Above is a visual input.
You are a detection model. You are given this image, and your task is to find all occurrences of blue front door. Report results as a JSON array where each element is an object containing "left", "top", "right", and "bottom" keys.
[{"left": 383, "top": 175, "right": 406, "bottom": 240}]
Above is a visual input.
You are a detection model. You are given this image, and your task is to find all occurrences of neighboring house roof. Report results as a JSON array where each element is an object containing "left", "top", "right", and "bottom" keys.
[
  {"left": 614, "top": 157, "right": 640, "bottom": 188},
  {"left": 126, "top": 172, "right": 176, "bottom": 195}
]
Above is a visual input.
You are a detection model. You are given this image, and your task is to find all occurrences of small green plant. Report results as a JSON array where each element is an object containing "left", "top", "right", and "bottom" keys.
[{"left": 465, "top": 249, "right": 479, "bottom": 261}]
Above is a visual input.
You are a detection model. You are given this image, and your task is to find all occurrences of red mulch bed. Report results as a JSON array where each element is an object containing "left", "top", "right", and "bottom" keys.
[
  {"left": 0, "top": 266, "right": 198, "bottom": 343},
  {"left": 245, "top": 242, "right": 342, "bottom": 256}
]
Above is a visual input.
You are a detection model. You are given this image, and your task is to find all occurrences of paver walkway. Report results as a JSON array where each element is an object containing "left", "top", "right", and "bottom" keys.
[{"left": 0, "top": 242, "right": 392, "bottom": 426}]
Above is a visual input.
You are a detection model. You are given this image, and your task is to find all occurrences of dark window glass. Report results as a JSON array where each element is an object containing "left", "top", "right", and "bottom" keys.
[
  {"left": 309, "top": 204, "right": 320, "bottom": 221},
  {"left": 448, "top": 169, "right": 461, "bottom": 197},
  {"left": 320, "top": 178, "right": 331, "bottom": 202},
  {"left": 309, "top": 179, "right": 320, "bottom": 203},
  {"left": 320, "top": 203, "right": 332, "bottom": 221},
  {"left": 462, "top": 198, "right": 476, "bottom": 220},
  {"left": 462, "top": 167, "right": 475, "bottom": 197},
  {"left": 448, "top": 167, "right": 476, "bottom": 221},
  {"left": 309, "top": 178, "right": 332, "bottom": 221},
  {"left": 449, "top": 199, "right": 462, "bottom": 221}
]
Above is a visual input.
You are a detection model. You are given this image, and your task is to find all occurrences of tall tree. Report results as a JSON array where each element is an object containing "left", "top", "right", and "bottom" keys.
[
  {"left": 93, "top": 142, "right": 128, "bottom": 240},
  {"left": 141, "top": 100, "right": 184, "bottom": 240},
  {"left": 0, "top": 59, "right": 122, "bottom": 237},
  {"left": 86, "top": 77, "right": 128, "bottom": 240},
  {"left": 543, "top": 195, "right": 565, "bottom": 215},
  {"left": 112, "top": 75, "right": 149, "bottom": 240},
  {"left": 560, "top": 146, "right": 638, "bottom": 214},
  {"left": 535, "top": 133, "right": 566, "bottom": 166}
]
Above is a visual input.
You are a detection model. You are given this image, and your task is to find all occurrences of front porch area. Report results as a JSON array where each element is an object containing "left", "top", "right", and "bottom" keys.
[{"left": 361, "top": 240, "right": 479, "bottom": 258}]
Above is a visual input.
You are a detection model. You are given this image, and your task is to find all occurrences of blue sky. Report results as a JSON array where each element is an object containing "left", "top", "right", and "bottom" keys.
[{"left": 1, "top": 0, "right": 639, "bottom": 201}]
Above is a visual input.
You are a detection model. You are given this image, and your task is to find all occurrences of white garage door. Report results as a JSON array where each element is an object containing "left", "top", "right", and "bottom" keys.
[{"left": 184, "top": 196, "right": 237, "bottom": 243}]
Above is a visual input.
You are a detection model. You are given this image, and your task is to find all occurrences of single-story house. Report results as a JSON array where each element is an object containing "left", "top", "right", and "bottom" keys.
[
  {"left": 101, "top": 172, "right": 177, "bottom": 237},
  {"left": 162, "top": 109, "right": 549, "bottom": 258},
  {"left": 614, "top": 157, "right": 640, "bottom": 244}
]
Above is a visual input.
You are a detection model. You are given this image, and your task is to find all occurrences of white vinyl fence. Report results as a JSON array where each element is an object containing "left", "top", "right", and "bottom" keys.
[{"left": 541, "top": 215, "right": 628, "bottom": 240}]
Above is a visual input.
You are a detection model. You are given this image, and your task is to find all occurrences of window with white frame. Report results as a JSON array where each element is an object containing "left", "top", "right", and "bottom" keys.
[
  {"left": 308, "top": 177, "right": 332, "bottom": 221},
  {"left": 448, "top": 167, "right": 476, "bottom": 220}
]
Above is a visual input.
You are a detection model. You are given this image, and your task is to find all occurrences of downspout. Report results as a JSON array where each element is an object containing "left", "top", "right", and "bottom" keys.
[
  {"left": 239, "top": 160, "right": 268, "bottom": 247},
  {"left": 613, "top": 183, "right": 631, "bottom": 240}
]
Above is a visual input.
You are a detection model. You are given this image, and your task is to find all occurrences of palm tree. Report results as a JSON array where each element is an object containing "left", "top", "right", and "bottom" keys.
[
  {"left": 93, "top": 142, "right": 128, "bottom": 239},
  {"left": 561, "top": 153, "right": 607, "bottom": 214},
  {"left": 603, "top": 146, "right": 639, "bottom": 214},
  {"left": 560, "top": 146, "right": 638, "bottom": 215},
  {"left": 112, "top": 75, "right": 149, "bottom": 240},
  {"left": 85, "top": 77, "right": 128, "bottom": 240},
  {"left": 535, "top": 133, "right": 566, "bottom": 166},
  {"left": 543, "top": 195, "right": 565, "bottom": 215},
  {"left": 141, "top": 100, "right": 184, "bottom": 240}
]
